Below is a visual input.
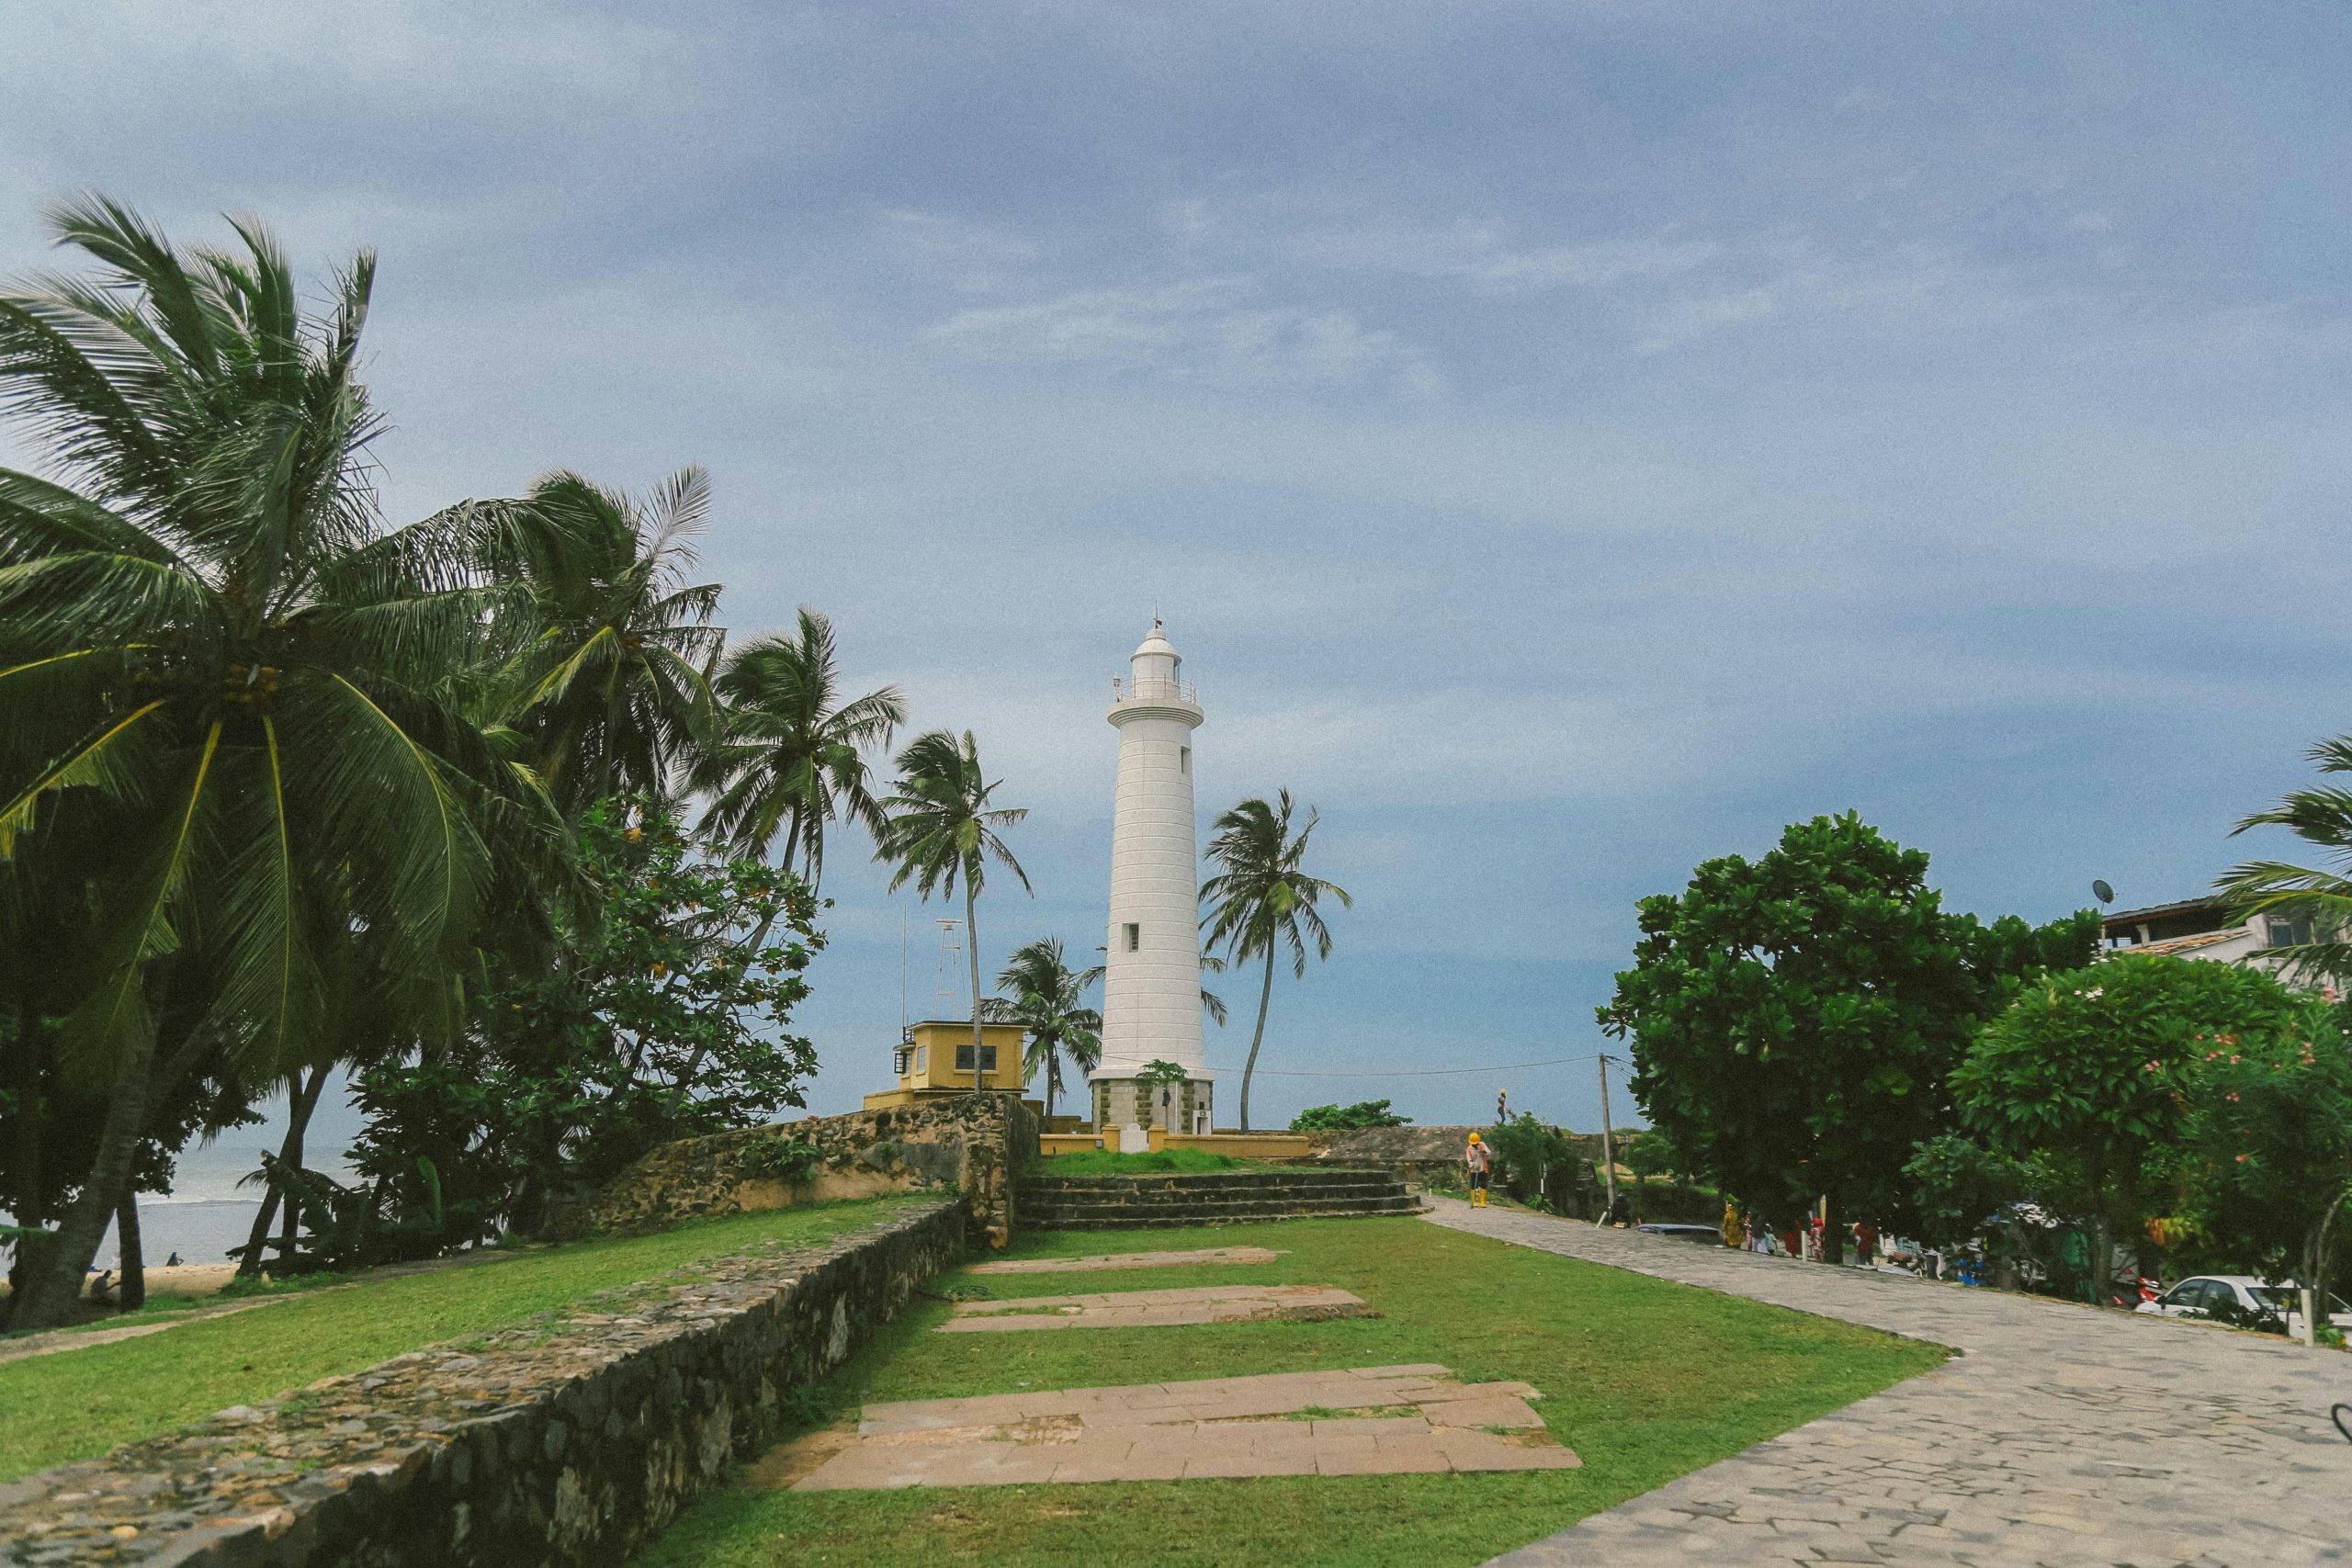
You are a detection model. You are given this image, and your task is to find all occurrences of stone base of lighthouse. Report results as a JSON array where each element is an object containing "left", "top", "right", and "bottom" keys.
[{"left": 1091, "top": 1074, "right": 1216, "bottom": 1146}]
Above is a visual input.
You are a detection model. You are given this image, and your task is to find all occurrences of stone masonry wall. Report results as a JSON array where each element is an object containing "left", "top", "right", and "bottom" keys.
[
  {"left": 1317, "top": 1124, "right": 1606, "bottom": 1218},
  {"left": 0, "top": 1201, "right": 964, "bottom": 1566},
  {"left": 559, "top": 1092, "right": 1038, "bottom": 1250}
]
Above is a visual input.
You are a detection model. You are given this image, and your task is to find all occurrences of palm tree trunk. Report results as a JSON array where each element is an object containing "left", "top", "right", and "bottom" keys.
[
  {"left": 276, "top": 1067, "right": 322, "bottom": 1269},
  {"left": 1239, "top": 946, "right": 1276, "bottom": 1133},
  {"left": 11, "top": 1032, "right": 154, "bottom": 1329},
  {"left": 115, "top": 1189, "right": 143, "bottom": 1312},
  {"left": 12, "top": 1023, "right": 209, "bottom": 1330},
  {"left": 240, "top": 1066, "right": 328, "bottom": 1275},
  {"left": 7, "top": 1001, "right": 46, "bottom": 1307},
  {"left": 966, "top": 884, "right": 984, "bottom": 1093}
]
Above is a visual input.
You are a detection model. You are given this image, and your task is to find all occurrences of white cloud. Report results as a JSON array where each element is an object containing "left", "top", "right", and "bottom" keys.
[
  {"left": 1164, "top": 199, "right": 1725, "bottom": 295},
  {"left": 921, "top": 279, "right": 1440, "bottom": 394},
  {"left": 1634, "top": 286, "right": 1778, "bottom": 352},
  {"left": 1283, "top": 217, "right": 1724, "bottom": 293},
  {"left": 874, "top": 209, "right": 1042, "bottom": 295}
]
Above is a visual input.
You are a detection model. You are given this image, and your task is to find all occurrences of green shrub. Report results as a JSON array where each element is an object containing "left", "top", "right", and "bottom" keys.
[
  {"left": 741, "top": 1136, "right": 824, "bottom": 1185},
  {"left": 1289, "top": 1100, "right": 1410, "bottom": 1131},
  {"left": 1486, "top": 1114, "right": 1577, "bottom": 1206}
]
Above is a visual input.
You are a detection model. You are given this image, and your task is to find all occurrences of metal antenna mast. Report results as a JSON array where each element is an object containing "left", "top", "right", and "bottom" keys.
[
  {"left": 1597, "top": 1054, "right": 1620, "bottom": 1224},
  {"left": 933, "top": 919, "right": 964, "bottom": 1019}
]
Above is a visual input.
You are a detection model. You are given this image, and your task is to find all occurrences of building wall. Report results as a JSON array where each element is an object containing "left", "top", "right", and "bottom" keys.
[
  {"left": 1092, "top": 1075, "right": 1212, "bottom": 1133},
  {"left": 1100, "top": 698, "right": 1207, "bottom": 1079}
]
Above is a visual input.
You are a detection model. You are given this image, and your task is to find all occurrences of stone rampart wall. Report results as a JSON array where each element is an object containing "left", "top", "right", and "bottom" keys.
[
  {"left": 0, "top": 1201, "right": 964, "bottom": 1566},
  {"left": 560, "top": 1092, "right": 1039, "bottom": 1250}
]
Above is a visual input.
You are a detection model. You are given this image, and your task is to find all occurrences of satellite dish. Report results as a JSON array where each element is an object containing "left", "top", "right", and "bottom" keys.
[{"left": 2092, "top": 880, "right": 2115, "bottom": 905}]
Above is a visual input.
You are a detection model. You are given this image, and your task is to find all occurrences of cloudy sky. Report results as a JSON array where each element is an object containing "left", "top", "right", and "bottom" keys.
[{"left": 7, "top": 2, "right": 2350, "bottom": 1145}]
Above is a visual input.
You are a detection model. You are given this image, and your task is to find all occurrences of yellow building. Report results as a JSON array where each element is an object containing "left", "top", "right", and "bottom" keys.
[{"left": 862, "top": 1019, "right": 1031, "bottom": 1110}]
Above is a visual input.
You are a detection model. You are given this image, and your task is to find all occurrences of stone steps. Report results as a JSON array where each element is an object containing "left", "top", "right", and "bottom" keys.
[{"left": 1016, "top": 1168, "right": 1426, "bottom": 1230}]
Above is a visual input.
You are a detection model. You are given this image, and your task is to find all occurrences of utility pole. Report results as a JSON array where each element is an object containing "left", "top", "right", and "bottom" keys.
[{"left": 1596, "top": 1055, "right": 1619, "bottom": 1224}]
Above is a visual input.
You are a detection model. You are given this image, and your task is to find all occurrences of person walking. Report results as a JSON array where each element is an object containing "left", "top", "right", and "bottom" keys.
[{"left": 1466, "top": 1131, "right": 1492, "bottom": 1208}]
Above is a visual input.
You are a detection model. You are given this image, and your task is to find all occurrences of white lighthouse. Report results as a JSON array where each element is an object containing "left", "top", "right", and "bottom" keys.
[{"left": 1090, "top": 616, "right": 1213, "bottom": 1143}]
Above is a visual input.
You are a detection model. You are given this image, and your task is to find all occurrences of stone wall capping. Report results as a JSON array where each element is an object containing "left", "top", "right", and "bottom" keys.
[
  {"left": 556, "top": 1093, "right": 1037, "bottom": 1250},
  {"left": 0, "top": 1201, "right": 965, "bottom": 1565}
]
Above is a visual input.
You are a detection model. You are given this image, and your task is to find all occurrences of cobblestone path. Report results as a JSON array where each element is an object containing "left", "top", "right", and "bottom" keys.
[{"left": 1427, "top": 1199, "right": 2352, "bottom": 1567}]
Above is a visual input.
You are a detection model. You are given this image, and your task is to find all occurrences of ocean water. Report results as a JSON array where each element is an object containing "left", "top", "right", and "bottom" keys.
[
  {"left": 7, "top": 1073, "right": 363, "bottom": 1271},
  {"left": 108, "top": 1198, "right": 270, "bottom": 1269}
]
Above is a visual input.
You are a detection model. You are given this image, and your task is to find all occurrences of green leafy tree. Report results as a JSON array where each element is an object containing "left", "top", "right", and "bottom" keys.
[
  {"left": 1136, "top": 1058, "right": 1189, "bottom": 1132},
  {"left": 2180, "top": 1002, "right": 2352, "bottom": 1339},
  {"left": 1599, "top": 813, "right": 2096, "bottom": 1260},
  {"left": 1902, "top": 1133, "right": 2041, "bottom": 1255},
  {"left": 500, "top": 468, "right": 725, "bottom": 813},
  {"left": 691, "top": 607, "right": 903, "bottom": 891},
  {"left": 875, "top": 730, "right": 1029, "bottom": 1090},
  {"left": 983, "top": 937, "right": 1101, "bottom": 1122},
  {"left": 1487, "top": 1113, "right": 1577, "bottom": 1208},
  {"left": 1289, "top": 1099, "right": 1409, "bottom": 1131},
  {"left": 350, "top": 797, "right": 821, "bottom": 1239},
  {"left": 1199, "top": 790, "right": 1352, "bottom": 1132},
  {"left": 0, "top": 199, "right": 550, "bottom": 1327},
  {"left": 1953, "top": 954, "right": 2304, "bottom": 1299}
]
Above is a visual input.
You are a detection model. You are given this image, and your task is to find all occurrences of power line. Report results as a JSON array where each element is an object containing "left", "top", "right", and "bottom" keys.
[{"left": 1201, "top": 1054, "right": 1605, "bottom": 1079}]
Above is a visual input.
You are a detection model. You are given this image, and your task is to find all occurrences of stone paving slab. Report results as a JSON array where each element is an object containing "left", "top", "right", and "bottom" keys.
[
  {"left": 936, "top": 1281, "right": 1367, "bottom": 1331},
  {"left": 775, "top": 1364, "right": 1579, "bottom": 1490},
  {"left": 965, "top": 1245, "right": 1283, "bottom": 1274},
  {"left": 1425, "top": 1199, "right": 2352, "bottom": 1567}
]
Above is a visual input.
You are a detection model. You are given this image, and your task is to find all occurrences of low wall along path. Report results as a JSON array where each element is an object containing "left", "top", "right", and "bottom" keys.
[
  {"left": 0, "top": 1089, "right": 1054, "bottom": 1567},
  {"left": 0, "top": 1202, "right": 964, "bottom": 1566}
]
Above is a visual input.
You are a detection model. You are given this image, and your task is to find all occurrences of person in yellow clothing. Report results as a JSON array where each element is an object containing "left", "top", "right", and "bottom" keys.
[{"left": 1466, "top": 1132, "right": 1492, "bottom": 1207}]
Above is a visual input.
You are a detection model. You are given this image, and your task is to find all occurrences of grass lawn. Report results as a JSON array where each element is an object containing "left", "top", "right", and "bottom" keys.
[
  {"left": 0, "top": 1193, "right": 934, "bottom": 1482},
  {"left": 642, "top": 1213, "right": 1948, "bottom": 1567}
]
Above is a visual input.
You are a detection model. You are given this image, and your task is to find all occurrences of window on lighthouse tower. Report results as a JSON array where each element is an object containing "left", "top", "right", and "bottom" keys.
[
  {"left": 1180, "top": 746, "right": 1191, "bottom": 774},
  {"left": 1124, "top": 922, "right": 1140, "bottom": 953}
]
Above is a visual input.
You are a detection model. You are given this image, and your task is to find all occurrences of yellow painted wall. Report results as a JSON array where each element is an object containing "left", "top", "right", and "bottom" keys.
[{"left": 892, "top": 1020, "right": 1028, "bottom": 1092}]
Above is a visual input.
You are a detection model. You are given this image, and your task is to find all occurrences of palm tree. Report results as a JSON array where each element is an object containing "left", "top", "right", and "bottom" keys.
[
  {"left": 0, "top": 198, "right": 550, "bottom": 1327},
  {"left": 2219, "top": 735, "right": 2352, "bottom": 987},
  {"left": 983, "top": 938, "right": 1101, "bottom": 1122},
  {"left": 874, "top": 730, "right": 1029, "bottom": 1091},
  {"left": 691, "top": 608, "right": 903, "bottom": 891},
  {"left": 1199, "top": 791, "right": 1352, "bottom": 1132},
  {"left": 500, "top": 468, "right": 724, "bottom": 813}
]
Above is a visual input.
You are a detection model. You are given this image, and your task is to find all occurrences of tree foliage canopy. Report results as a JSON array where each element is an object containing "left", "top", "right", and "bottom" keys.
[
  {"left": 2177, "top": 995, "right": 2352, "bottom": 1305},
  {"left": 1600, "top": 812, "right": 2096, "bottom": 1228},
  {"left": 1953, "top": 956, "right": 2302, "bottom": 1247},
  {"left": 1289, "top": 1099, "right": 1409, "bottom": 1131},
  {"left": 350, "top": 796, "right": 821, "bottom": 1243}
]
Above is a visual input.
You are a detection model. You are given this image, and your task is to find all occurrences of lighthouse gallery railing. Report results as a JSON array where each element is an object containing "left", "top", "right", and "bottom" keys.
[{"left": 1111, "top": 675, "right": 1199, "bottom": 704}]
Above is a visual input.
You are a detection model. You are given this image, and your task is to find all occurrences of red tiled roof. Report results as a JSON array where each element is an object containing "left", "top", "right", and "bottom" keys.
[{"left": 2108, "top": 930, "right": 2242, "bottom": 958}]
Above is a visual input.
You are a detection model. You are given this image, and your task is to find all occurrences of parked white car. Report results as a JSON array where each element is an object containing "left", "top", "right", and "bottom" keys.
[{"left": 2135, "top": 1275, "right": 2347, "bottom": 1338}]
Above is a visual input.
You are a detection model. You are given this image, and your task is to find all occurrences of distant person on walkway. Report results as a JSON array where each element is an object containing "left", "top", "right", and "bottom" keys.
[
  {"left": 1606, "top": 1192, "right": 1631, "bottom": 1227},
  {"left": 1721, "top": 1202, "right": 1743, "bottom": 1248},
  {"left": 1465, "top": 1132, "right": 1491, "bottom": 1208}
]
